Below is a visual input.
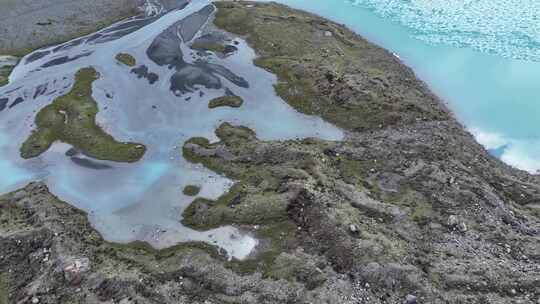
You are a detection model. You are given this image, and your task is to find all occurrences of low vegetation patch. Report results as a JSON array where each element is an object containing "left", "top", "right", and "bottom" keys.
[
  {"left": 213, "top": 2, "right": 447, "bottom": 131},
  {"left": 191, "top": 41, "right": 227, "bottom": 53},
  {"left": 183, "top": 185, "right": 201, "bottom": 196},
  {"left": 0, "top": 65, "right": 14, "bottom": 87},
  {"left": 115, "top": 53, "right": 136, "bottom": 67},
  {"left": 208, "top": 95, "right": 243, "bottom": 109},
  {"left": 20, "top": 67, "right": 146, "bottom": 162}
]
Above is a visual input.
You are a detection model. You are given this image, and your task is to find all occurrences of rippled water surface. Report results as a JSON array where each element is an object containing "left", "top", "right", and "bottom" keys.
[
  {"left": 267, "top": 0, "right": 540, "bottom": 173},
  {"left": 0, "top": 0, "right": 342, "bottom": 259}
]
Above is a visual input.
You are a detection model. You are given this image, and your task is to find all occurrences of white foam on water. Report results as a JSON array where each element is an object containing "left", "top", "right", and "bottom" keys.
[
  {"left": 470, "top": 127, "right": 540, "bottom": 173},
  {"left": 346, "top": 0, "right": 540, "bottom": 62},
  {"left": 0, "top": 0, "right": 343, "bottom": 260},
  {"left": 469, "top": 127, "right": 508, "bottom": 151},
  {"left": 262, "top": 0, "right": 540, "bottom": 174}
]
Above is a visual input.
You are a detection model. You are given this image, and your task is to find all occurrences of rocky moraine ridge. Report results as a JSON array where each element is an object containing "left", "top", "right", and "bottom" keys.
[{"left": 0, "top": 1, "right": 539, "bottom": 304}]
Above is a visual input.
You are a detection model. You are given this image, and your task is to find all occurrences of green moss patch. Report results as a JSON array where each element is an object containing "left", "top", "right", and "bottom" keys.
[
  {"left": 183, "top": 185, "right": 201, "bottom": 196},
  {"left": 208, "top": 95, "right": 244, "bottom": 109},
  {"left": 115, "top": 53, "right": 136, "bottom": 67},
  {"left": 191, "top": 41, "right": 227, "bottom": 53},
  {"left": 20, "top": 67, "right": 146, "bottom": 162},
  {"left": 182, "top": 136, "right": 212, "bottom": 166},
  {"left": 0, "top": 65, "right": 14, "bottom": 87},
  {"left": 266, "top": 252, "right": 327, "bottom": 289},
  {"left": 213, "top": 2, "right": 448, "bottom": 131},
  {"left": 182, "top": 183, "right": 289, "bottom": 229},
  {"left": 180, "top": 124, "right": 306, "bottom": 272}
]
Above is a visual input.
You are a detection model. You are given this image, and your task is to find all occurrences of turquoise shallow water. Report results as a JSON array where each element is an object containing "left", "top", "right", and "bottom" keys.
[{"left": 266, "top": 0, "right": 540, "bottom": 173}]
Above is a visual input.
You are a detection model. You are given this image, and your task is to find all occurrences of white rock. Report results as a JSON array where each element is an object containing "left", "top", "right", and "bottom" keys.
[
  {"left": 447, "top": 215, "right": 459, "bottom": 227},
  {"left": 458, "top": 222, "right": 467, "bottom": 232},
  {"left": 0, "top": 55, "right": 18, "bottom": 68},
  {"left": 404, "top": 294, "right": 417, "bottom": 304}
]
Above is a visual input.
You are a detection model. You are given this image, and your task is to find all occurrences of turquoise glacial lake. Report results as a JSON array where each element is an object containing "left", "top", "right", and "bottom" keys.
[{"left": 267, "top": 0, "right": 540, "bottom": 173}]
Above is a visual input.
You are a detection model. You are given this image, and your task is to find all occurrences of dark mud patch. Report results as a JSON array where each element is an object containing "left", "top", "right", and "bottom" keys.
[
  {"left": 0, "top": 98, "right": 7, "bottom": 112},
  {"left": 8, "top": 97, "right": 24, "bottom": 109},
  {"left": 131, "top": 65, "right": 159, "bottom": 84},
  {"left": 40, "top": 52, "right": 92, "bottom": 68},
  {"left": 25, "top": 51, "right": 50, "bottom": 64},
  {"left": 146, "top": 5, "right": 248, "bottom": 95},
  {"left": 178, "top": 5, "right": 215, "bottom": 42},
  {"left": 70, "top": 157, "right": 113, "bottom": 170},
  {"left": 32, "top": 83, "right": 48, "bottom": 99}
]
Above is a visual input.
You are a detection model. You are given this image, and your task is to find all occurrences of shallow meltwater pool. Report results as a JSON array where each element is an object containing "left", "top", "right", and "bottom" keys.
[
  {"left": 266, "top": 0, "right": 540, "bottom": 173},
  {"left": 0, "top": 0, "right": 342, "bottom": 259}
]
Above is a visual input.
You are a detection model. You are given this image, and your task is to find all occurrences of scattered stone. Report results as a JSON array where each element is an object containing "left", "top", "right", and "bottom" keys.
[
  {"left": 63, "top": 258, "right": 91, "bottom": 285},
  {"left": 447, "top": 215, "right": 459, "bottom": 227},
  {"left": 458, "top": 221, "right": 467, "bottom": 232},
  {"left": 349, "top": 224, "right": 359, "bottom": 234},
  {"left": 447, "top": 215, "right": 468, "bottom": 232},
  {"left": 404, "top": 294, "right": 417, "bottom": 304}
]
